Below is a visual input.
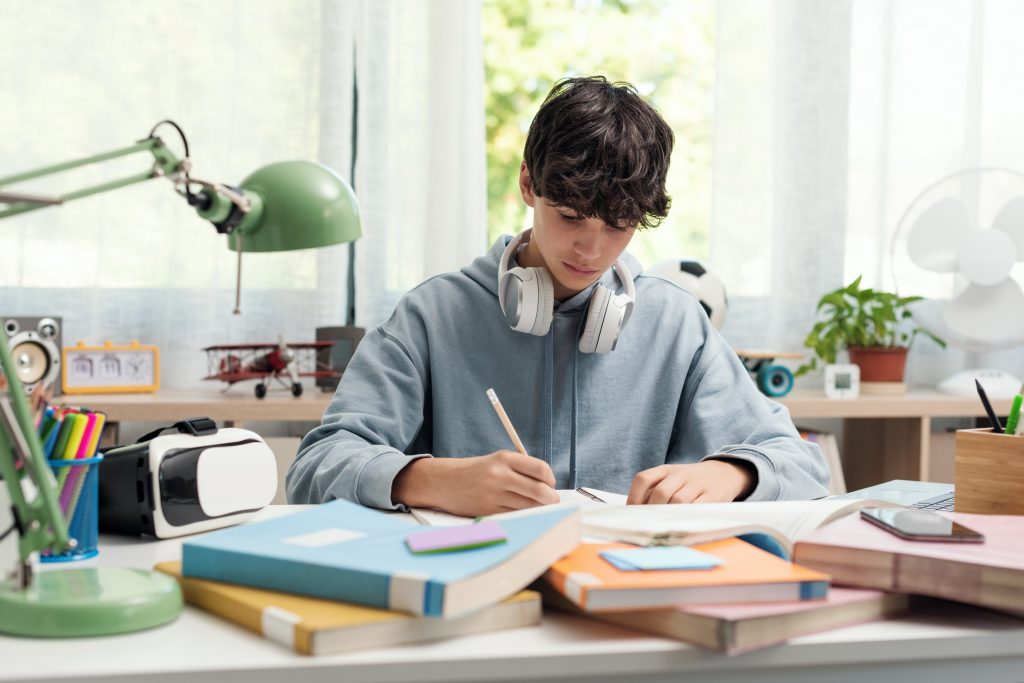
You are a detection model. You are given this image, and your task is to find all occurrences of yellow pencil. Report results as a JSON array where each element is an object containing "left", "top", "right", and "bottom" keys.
[{"left": 486, "top": 388, "right": 527, "bottom": 455}]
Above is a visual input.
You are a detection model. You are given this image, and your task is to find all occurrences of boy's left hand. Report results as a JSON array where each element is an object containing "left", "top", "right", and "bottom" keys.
[{"left": 627, "top": 460, "right": 756, "bottom": 505}]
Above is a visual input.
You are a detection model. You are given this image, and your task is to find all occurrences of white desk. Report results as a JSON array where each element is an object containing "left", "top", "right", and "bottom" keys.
[{"left": 3, "top": 511, "right": 1024, "bottom": 683}]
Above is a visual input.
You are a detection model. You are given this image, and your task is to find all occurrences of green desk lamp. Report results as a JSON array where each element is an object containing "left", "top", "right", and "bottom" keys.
[
  {"left": 0, "top": 350, "right": 184, "bottom": 637},
  {"left": 0, "top": 121, "right": 362, "bottom": 636},
  {"left": 0, "top": 120, "right": 362, "bottom": 312}
]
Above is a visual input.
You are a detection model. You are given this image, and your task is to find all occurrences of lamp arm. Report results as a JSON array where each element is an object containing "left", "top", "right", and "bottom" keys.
[
  {"left": 0, "top": 335, "right": 70, "bottom": 587},
  {"left": 0, "top": 137, "right": 185, "bottom": 221}
]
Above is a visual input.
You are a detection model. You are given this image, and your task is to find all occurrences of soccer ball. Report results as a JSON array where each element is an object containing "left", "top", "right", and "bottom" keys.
[{"left": 648, "top": 259, "right": 728, "bottom": 330}]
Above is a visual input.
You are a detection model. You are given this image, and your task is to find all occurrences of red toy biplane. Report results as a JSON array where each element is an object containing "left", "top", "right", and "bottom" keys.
[{"left": 203, "top": 341, "right": 339, "bottom": 398}]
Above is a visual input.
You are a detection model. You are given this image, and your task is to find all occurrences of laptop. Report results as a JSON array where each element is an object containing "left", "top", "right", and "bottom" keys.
[{"left": 835, "top": 479, "right": 955, "bottom": 512}]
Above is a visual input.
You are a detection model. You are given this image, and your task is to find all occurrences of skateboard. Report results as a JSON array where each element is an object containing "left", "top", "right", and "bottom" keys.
[{"left": 734, "top": 349, "right": 803, "bottom": 397}]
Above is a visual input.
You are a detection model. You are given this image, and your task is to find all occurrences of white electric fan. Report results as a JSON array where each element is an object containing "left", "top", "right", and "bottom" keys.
[{"left": 891, "top": 167, "right": 1024, "bottom": 397}]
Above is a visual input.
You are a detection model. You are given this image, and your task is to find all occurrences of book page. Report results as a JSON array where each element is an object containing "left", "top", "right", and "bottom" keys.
[
  {"left": 558, "top": 487, "right": 627, "bottom": 506},
  {"left": 581, "top": 498, "right": 892, "bottom": 550},
  {"left": 409, "top": 508, "right": 475, "bottom": 527},
  {"left": 410, "top": 488, "right": 625, "bottom": 527}
]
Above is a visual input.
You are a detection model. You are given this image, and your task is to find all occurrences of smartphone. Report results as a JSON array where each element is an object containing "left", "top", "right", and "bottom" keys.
[{"left": 860, "top": 507, "right": 985, "bottom": 543}]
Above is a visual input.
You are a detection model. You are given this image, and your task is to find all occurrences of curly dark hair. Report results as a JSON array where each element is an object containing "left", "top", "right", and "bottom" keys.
[{"left": 523, "top": 76, "right": 674, "bottom": 230}]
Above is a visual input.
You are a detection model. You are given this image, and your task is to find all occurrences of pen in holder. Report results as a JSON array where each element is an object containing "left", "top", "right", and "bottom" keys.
[
  {"left": 954, "top": 428, "right": 1024, "bottom": 515},
  {"left": 41, "top": 455, "right": 103, "bottom": 562}
]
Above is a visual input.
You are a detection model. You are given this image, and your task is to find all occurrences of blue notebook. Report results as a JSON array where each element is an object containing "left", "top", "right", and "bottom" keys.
[{"left": 182, "top": 500, "right": 580, "bottom": 617}]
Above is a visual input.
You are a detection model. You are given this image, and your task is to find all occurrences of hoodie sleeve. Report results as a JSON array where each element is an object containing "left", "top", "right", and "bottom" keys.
[
  {"left": 669, "top": 332, "right": 830, "bottom": 501},
  {"left": 286, "top": 309, "right": 431, "bottom": 510}
]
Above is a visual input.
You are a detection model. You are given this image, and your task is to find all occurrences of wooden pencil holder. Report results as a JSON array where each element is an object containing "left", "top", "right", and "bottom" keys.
[{"left": 954, "top": 427, "right": 1024, "bottom": 515}]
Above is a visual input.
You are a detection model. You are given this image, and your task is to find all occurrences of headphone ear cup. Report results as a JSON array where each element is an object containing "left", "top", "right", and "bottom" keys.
[
  {"left": 500, "top": 267, "right": 555, "bottom": 336},
  {"left": 578, "top": 285, "right": 611, "bottom": 353},
  {"left": 596, "top": 295, "right": 629, "bottom": 353},
  {"left": 532, "top": 267, "right": 554, "bottom": 336}
]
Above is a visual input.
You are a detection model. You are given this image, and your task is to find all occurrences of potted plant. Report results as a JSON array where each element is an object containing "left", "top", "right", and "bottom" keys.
[{"left": 795, "top": 276, "right": 945, "bottom": 382}]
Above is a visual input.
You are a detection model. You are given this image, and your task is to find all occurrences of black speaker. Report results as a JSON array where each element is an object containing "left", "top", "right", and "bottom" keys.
[
  {"left": 2, "top": 316, "right": 62, "bottom": 395},
  {"left": 315, "top": 326, "right": 365, "bottom": 392}
]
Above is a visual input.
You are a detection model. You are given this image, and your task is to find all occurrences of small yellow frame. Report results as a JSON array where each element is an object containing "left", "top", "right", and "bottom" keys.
[{"left": 61, "top": 340, "right": 160, "bottom": 394}]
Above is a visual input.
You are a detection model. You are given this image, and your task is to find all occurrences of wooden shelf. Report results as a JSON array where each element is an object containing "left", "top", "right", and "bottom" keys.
[
  {"left": 62, "top": 388, "right": 331, "bottom": 425},
  {"left": 779, "top": 388, "right": 1014, "bottom": 489},
  {"left": 779, "top": 389, "right": 1014, "bottom": 419}
]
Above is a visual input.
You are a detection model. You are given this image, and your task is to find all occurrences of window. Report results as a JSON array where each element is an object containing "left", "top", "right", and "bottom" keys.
[{"left": 482, "top": 0, "right": 716, "bottom": 269}]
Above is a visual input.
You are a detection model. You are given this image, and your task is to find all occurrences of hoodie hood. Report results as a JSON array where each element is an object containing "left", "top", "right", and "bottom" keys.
[{"left": 462, "top": 233, "right": 646, "bottom": 314}]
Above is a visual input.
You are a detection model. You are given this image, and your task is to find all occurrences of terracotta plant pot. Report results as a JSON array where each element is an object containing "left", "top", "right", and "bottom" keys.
[{"left": 847, "top": 346, "right": 908, "bottom": 383}]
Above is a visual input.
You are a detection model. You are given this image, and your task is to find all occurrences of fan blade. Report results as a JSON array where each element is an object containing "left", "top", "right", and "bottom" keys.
[
  {"left": 957, "top": 228, "right": 1016, "bottom": 286},
  {"left": 991, "top": 195, "right": 1024, "bottom": 260},
  {"left": 906, "top": 197, "right": 971, "bottom": 272},
  {"left": 942, "top": 281, "right": 1024, "bottom": 349}
]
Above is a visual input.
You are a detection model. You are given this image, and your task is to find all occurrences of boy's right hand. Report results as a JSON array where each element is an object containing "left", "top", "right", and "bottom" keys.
[{"left": 392, "top": 450, "right": 558, "bottom": 517}]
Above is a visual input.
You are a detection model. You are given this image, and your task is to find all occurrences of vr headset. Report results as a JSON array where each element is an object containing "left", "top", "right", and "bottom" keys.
[{"left": 98, "top": 417, "right": 277, "bottom": 538}]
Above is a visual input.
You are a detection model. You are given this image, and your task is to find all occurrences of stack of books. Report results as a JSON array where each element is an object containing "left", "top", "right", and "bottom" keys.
[
  {"left": 540, "top": 494, "right": 1023, "bottom": 654},
  {"left": 171, "top": 491, "right": 1023, "bottom": 657},
  {"left": 174, "top": 499, "right": 580, "bottom": 655},
  {"left": 530, "top": 496, "right": 909, "bottom": 654},
  {"left": 792, "top": 511, "right": 1024, "bottom": 614}
]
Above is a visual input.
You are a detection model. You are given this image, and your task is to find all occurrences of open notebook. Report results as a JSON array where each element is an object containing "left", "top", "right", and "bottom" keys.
[
  {"left": 580, "top": 499, "right": 896, "bottom": 558},
  {"left": 410, "top": 488, "right": 625, "bottom": 527},
  {"left": 412, "top": 490, "right": 895, "bottom": 559}
]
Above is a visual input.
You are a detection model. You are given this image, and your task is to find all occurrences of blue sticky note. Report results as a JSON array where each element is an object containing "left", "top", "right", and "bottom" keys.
[{"left": 601, "top": 546, "right": 724, "bottom": 571}]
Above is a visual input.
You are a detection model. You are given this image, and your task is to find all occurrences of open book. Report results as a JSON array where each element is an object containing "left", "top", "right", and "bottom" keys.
[
  {"left": 580, "top": 498, "right": 895, "bottom": 558},
  {"left": 410, "top": 487, "right": 626, "bottom": 527}
]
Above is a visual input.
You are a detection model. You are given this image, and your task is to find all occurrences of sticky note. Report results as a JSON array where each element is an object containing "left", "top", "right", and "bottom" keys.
[
  {"left": 405, "top": 520, "right": 508, "bottom": 554},
  {"left": 601, "top": 546, "right": 724, "bottom": 571}
]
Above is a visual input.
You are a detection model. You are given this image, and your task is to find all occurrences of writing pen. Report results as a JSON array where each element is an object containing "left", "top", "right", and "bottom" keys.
[
  {"left": 1004, "top": 394, "right": 1023, "bottom": 436},
  {"left": 485, "top": 388, "right": 528, "bottom": 455},
  {"left": 975, "top": 379, "right": 1003, "bottom": 433}
]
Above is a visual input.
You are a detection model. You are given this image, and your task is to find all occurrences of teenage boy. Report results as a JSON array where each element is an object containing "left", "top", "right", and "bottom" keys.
[{"left": 288, "top": 76, "right": 829, "bottom": 516}]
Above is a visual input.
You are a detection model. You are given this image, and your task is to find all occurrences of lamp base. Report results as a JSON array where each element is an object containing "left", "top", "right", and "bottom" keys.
[{"left": 0, "top": 566, "right": 182, "bottom": 637}]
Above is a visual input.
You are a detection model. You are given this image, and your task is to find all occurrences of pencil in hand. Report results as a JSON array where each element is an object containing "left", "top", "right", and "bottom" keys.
[{"left": 486, "top": 387, "right": 528, "bottom": 455}]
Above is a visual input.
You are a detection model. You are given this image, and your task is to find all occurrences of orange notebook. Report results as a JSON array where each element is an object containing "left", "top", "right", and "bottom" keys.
[{"left": 544, "top": 539, "right": 830, "bottom": 612}]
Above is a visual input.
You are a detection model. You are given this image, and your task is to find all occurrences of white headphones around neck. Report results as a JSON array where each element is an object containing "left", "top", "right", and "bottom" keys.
[{"left": 497, "top": 231, "right": 635, "bottom": 353}]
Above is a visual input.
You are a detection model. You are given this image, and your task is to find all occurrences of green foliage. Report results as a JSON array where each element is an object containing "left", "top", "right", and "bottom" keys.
[
  {"left": 796, "top": 276, "right": 946, "bottom": 376},
  {"left": 482, "top": 0, "right": 715, "bottom": 267}
]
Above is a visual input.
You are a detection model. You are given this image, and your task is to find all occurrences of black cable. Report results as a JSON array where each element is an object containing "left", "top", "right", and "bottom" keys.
[
  {"left": 148, "top": 119, "right": 193, "bottom": 198},
  {"left": 148, "top": 119, "right": 190, "bottom": 158},
  {"left": 0, "top": 523, "right": 14, "bottom": 544}
]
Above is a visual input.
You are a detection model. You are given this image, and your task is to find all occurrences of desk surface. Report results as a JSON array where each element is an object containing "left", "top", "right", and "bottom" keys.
[
  {"left": 3, "top": 509, "right": 1023, "bottom": 683},
  {"left": 66, "top": 387, "right": 1015, "bottom": 425}
]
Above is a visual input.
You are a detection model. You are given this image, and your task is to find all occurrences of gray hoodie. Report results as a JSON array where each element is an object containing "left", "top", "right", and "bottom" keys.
[{"left": 287, "top": 235, "right": 830, "bottom": 509}]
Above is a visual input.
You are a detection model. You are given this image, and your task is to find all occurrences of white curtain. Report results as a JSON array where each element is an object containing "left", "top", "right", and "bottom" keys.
[
  {"left": 353, "top": 0, "right": 488, "bottom": 324},
  {"left": 0, "top": 0, "right": 485, "bottom": 388},
  {"left": 713, "top": 0, "right": 1024, "bottom": 385}
]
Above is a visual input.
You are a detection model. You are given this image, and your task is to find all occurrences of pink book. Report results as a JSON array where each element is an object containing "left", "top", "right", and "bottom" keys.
[
  {"left": 793, "top": 513, "right": 1024, "bottom": 612},
  {"left": 544, "top": 585, "right": 906, "bottom": 655}
]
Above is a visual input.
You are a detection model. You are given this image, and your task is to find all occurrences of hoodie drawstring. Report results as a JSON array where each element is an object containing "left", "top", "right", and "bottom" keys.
[{"left": 568, "top": 312, "right": 587, "bottom": 489}]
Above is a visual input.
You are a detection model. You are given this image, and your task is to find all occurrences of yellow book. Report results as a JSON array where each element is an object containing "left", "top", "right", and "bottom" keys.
[{"left": 155, "top": 561, "right": 541, "bottom": 655}]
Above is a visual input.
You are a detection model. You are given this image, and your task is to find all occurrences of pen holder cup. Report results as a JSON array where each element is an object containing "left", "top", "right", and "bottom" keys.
[
  {"left": 41, "top": 455, "right": 103, "bottom": 562},
  {"left": 954, "top": 428, "right": 1024, "bottom": 515}
]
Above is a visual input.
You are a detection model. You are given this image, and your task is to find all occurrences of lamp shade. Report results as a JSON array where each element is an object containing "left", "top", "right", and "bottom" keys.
[{"left": 228, "top": 160, "right": 361, "bottom": 252}]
